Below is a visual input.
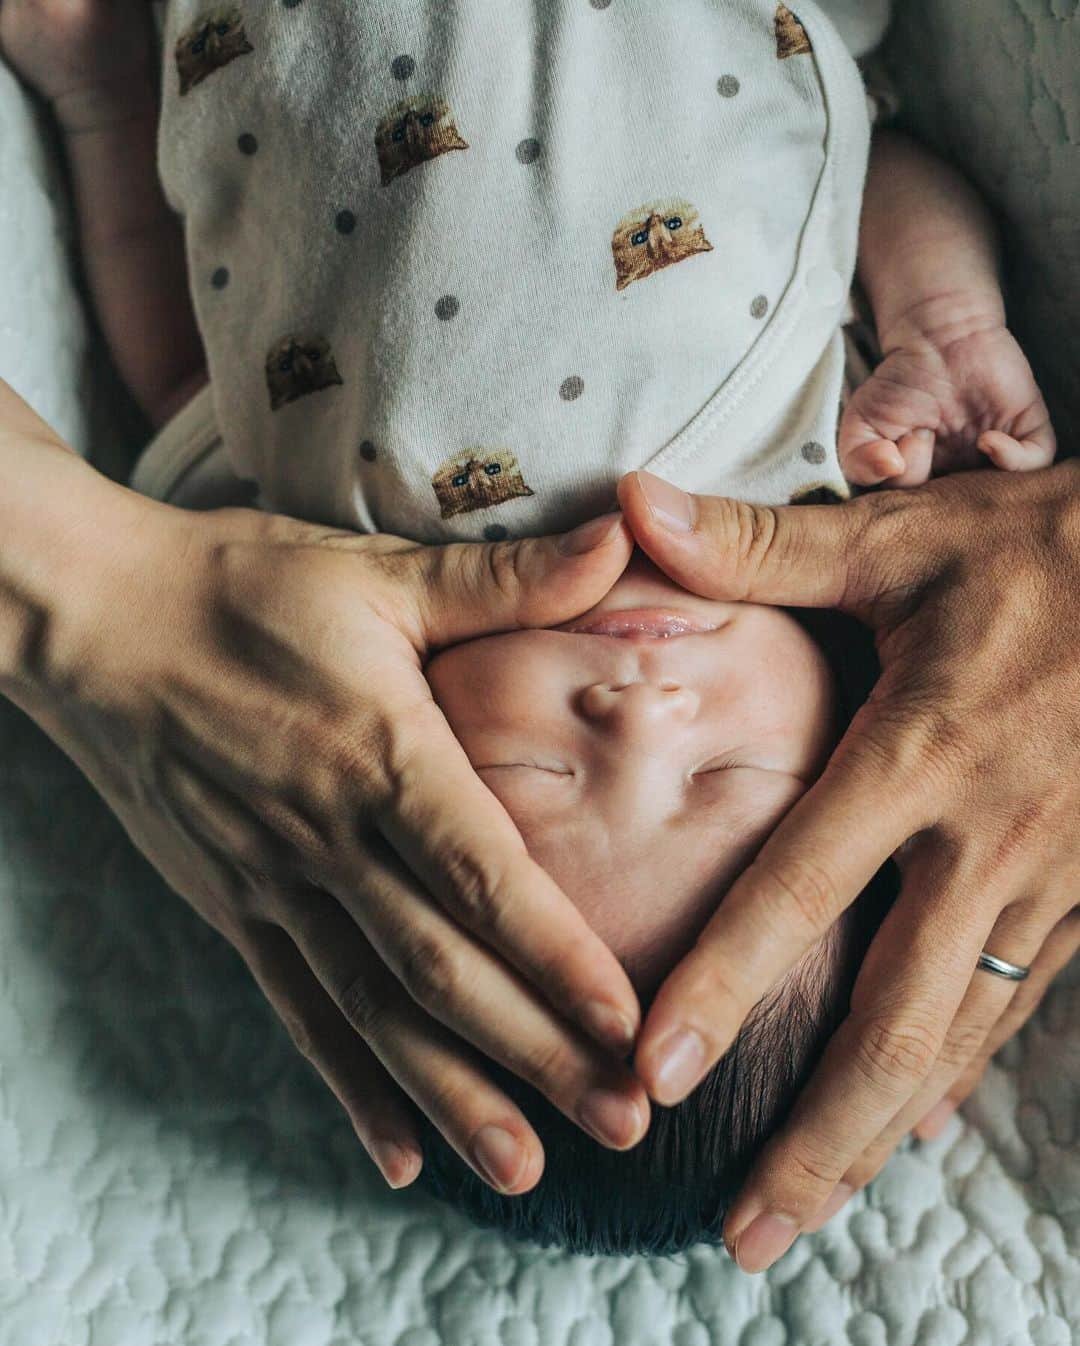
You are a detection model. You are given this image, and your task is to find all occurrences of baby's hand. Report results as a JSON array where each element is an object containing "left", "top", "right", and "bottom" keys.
[
  {"left": 0, "top": 0, "right": 156, "bottom": 129},
  {"left": 839, "top": 307, "right": 1056, "bottom": 488}
]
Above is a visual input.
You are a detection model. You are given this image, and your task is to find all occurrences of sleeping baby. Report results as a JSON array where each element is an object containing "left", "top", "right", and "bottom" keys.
[{"left": 1, "top": 0, "right": 1055, "bottom": 1254}]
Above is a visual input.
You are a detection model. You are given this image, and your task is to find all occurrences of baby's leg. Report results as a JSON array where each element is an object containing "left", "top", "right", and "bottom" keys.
[{"left": 1, "top": 0, "right": 207, "bottom": 430}]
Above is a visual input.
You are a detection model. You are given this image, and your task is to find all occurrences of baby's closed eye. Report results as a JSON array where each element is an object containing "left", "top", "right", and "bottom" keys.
[{"left": 476, "top": 762, "right": 574, "bottom": 776}]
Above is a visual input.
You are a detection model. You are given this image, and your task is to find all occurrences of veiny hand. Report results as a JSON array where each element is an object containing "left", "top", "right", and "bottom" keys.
[
  {"left": 12, "top": 451, "right": 653, "bottom": 1198},
  {"left": 839, "top": 297, "right": 1056, "bottom": 487},
  {"left": 616, "top": 463, "right": 1080, "bottom": 1271}
]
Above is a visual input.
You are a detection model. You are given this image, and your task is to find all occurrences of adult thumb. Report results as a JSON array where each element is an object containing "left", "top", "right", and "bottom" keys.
[
  {"left": 617, "top": 471, "right": 870, "bottom": 612},
  {"left": 414, "top": 512, "right": 634, "bottom": 649}
]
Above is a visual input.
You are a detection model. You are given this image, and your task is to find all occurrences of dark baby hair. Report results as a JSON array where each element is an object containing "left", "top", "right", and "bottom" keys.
[{"left": 414, "top": 610, "right": 895, "bottom": 1256}]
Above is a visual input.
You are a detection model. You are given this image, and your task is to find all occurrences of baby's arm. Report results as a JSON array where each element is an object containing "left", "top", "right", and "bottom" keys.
[
  {"left": 840, "top": 129, "right": 1055, "bottom": 486},
  {"left": 1, "top": 0, "right": 208, "bottom": 432}
]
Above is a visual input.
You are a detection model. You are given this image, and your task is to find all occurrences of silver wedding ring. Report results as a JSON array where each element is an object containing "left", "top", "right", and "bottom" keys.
[{"left": 976, "top": 951, "right": 1030, "bottom": 981}]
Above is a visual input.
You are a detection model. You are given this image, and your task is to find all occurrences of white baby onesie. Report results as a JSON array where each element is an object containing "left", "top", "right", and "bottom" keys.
[{"left": 136, "top": 1, "right": 890, "bottom": 540}]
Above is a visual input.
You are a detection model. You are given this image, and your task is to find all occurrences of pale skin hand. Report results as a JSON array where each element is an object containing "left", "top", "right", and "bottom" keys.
[
  {"left": 839, "top": 130, "right": 1055, "bottom": 488},
  {"left": 1, "top": 0, "right": 208, "bottom": 431},
  {"left": 838, "top": 295, "right": 1057, "bottom": 486},
  {"left": 3, "top": 388, "right": 653, "bottom": 1200},
  {"left": 616, "top": 465, "right": 1080, "bottom": 1273}
]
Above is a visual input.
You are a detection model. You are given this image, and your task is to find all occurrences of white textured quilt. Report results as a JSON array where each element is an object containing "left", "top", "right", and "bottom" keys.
[{"left": 1, "top": 2, "right": 1077, "bottom": 1342}]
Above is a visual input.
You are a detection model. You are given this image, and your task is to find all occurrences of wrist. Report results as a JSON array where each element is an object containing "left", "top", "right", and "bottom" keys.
[
  {"left": 876, "top": 286, "right": 1008, "bottom": 359},
  {"left": 52, "top": 68, "right": 158, "bottom": 136},
  {"left": 0, "top": 435, "right": 147, "bottom": 706}
]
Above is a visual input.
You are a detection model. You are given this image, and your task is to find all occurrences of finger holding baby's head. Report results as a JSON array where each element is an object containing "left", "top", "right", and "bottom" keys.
[
  {"left": 411, "top": 512, "right": 633, "bottom": 651},
  {"left": 617, "top": 471, "right": 866, "bottom": 612}
]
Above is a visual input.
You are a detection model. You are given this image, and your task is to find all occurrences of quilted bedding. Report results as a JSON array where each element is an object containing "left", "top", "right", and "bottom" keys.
[{"left": 0, "top": 2, "right": 1077, "bottom": 1342}]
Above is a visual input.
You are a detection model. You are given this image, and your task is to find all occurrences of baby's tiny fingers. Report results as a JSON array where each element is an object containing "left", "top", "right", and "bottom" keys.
[
  {"left": 841, "top": 438, "right": 907, "bottom": 487},
  {"left": 890, "top": 429, "right": 935, "bottom": 487},
  {"left": 978, "top": 431, "right": 1056, "bottom": 472},
  {"left": 240, "top": 917, "right": 423, "bottom": 1189}
]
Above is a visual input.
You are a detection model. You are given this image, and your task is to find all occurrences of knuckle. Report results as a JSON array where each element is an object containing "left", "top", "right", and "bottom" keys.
[
  {"left": 730, "top": 501, "right": 780, "bottom": 600},
  {"left": 279, "top": 1006, "right": 319, "bottom": 1064},
  {"left": 846, "top": 1149, "right": 888, "bottom": 1191},
  {"left": 854, "top": 1015, "right": 941, "bottom": 1090},
  {"left": 786, "top": 1145, "right": 848, "bottom": 1195},
  {"left": 338, "top": 971, "right": 392, "bottom": 1041},
  {"left": 848, "top": 489, "right": 924, "bottom": 576},
  {"left": 686, "top": 959, "right": 746, "bottom": 1033},
  {"left": 513, "top": 1035, "right": 571, "bottom": 1094},
  {"left": 482, "top": 540, "right": 530, "bottom": 614},
  {"left": 439, "top": 844, "right": 511, "bottom": 933},
  {"left": 419, "top": 1075, "right": 481, "bottom": 1135},
  {"left": 322, "top": 723, "right": 387, "bottom": 794},
  {"left": 227, "top": 827, "right": 282, "bottom": 888},
  {"left": 906, "top": 701, "right": 974, "bottom": 775},
  {"left": 396, "top": 933, "right": 466, "bottom": 1015},
  {"left": 936, "top": 1017, "right": 989, "bottom": 1071},
  {"left": 756, "top": 853, "right": 841, "bottom": 939}
]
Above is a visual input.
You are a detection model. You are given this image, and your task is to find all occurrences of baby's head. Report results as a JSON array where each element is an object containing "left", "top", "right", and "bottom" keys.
[{"left": 416, "top": 552, "right": 893, "bottom": 1255}]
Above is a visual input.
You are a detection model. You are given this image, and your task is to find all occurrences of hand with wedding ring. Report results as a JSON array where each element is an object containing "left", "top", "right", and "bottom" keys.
[{"left": 616, "top": 461, "right": 1080, "bottom": 1273}]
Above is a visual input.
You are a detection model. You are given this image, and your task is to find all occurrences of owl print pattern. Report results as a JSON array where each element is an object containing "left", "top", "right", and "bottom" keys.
[
  {"left": 375, "top": 95, "right": 470, "bottom": 186},
  {"left": 265, "top": 335, "right": 344, "bottom": 411},
  {"left": 431, "top": 450, "right": 535, "bottom": 518},
  {"left": 611, "top": 199, "right": 714, "bottom": 292},
  {"left": 774, "top": 4, "right": 813, "bottom": 59},
  {"left": 175, "top": 8, "right": 253, "bottom": 95}
]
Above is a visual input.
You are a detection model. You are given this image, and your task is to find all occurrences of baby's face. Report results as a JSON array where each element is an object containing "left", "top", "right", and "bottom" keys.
[{"left": 427, "top": 554, "right": 838, "bottom": 992}]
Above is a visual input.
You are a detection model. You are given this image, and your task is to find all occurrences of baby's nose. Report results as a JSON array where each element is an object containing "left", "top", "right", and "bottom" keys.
[{"left": 579, "top": 679, "right": 699, "bottom": 728}]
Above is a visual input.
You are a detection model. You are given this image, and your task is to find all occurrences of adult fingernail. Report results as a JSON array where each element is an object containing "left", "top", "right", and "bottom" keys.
[
  {"left": 650, "top": 1027, "right": 707, "bottom": 1103},
  {"left": 584, "top": 1000, "right": 637, "bottom": 1053},
  {"left": 803, "top": 1182, "right": 855, "bottom": 1233},
  {"left": 558, "top": 511, "right": 624, "bottom": 555},
  {"left": 469, "top": 1125, "right": 527, "bottom": 1191},
  {"left": 369, "top": 1139, "right": 419, "bottom": 1190},
  {"left": 733, "top": 1212, "right": 800, "bottom": 1273},
  {"left": 578, "top": 1088, "right": 644, "bottom": 1149},
  {"left": 914, "top": 1098, "right": 957, "bottom": 1141},
  {"left": 635, "top": 471, "right": 696, "bottom": 533}
]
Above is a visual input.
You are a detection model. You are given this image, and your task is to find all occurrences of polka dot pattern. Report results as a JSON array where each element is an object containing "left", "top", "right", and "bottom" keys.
[
  {"left": 515, "top": 138, "right": 542, "bottom": 165},
  {"left": 192, "top": 4, "right": 837, "bottom": 546}
]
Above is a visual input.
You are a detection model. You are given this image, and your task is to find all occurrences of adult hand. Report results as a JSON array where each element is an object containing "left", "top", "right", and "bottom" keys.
[
  {"left": 6, "top": 410, "right": 651, "bottom": 1198},
  {"left": 616, "top": 463, "right": 1080, "bottom": 1271}
]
